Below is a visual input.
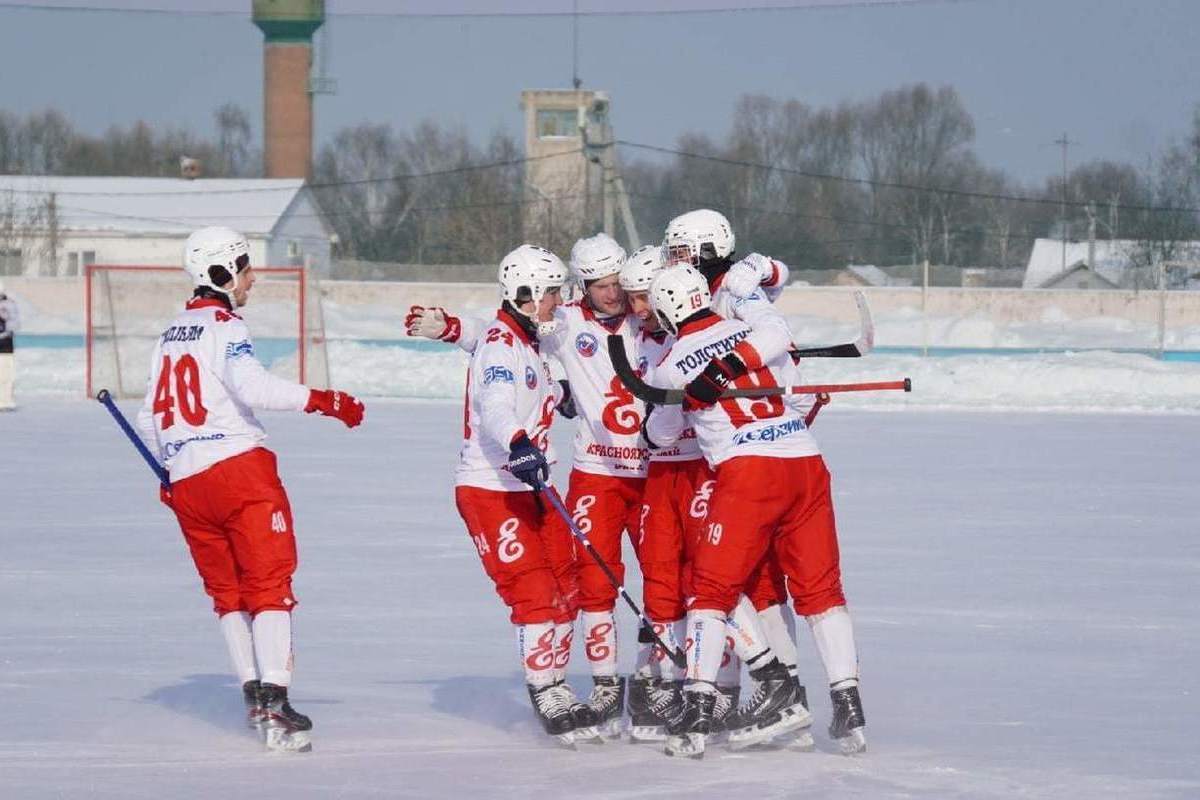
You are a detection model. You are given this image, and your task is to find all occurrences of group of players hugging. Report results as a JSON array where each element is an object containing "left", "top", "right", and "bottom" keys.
[{"left": 407, "top": 208, "right": 868, "bottom": 759}]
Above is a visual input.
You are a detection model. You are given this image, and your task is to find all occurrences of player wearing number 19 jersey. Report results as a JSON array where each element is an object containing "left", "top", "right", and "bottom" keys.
[{"left": 134, "top": 227, "right": 365, "bottom": 752}]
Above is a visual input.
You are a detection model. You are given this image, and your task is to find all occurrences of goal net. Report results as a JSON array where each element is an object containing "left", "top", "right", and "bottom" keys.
[{"left": 86, "top": 265, "right": 329, "bottom": 399}]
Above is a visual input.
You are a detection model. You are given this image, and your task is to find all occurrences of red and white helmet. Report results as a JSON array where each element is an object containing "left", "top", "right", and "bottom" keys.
[
  {"left": 183, "top": 226, "right": 250, "bottom": 296},
  {"left": 569, "top": 232, "right": 626, "bottom": 284},
  {"left": 662, "top": 209, "right": 735, "bottom": 268},
  {"left": 649, "top": 264, "right": 711, "bottom": 335},
  {"left": 618, "top": 244, "right": 664, "bottom": 292},
  {"left": 498, "top": 244, "right": 568, "bottom": 314}
]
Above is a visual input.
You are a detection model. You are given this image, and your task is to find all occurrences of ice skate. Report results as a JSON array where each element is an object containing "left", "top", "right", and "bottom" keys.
[
  {"left": 829, "top": 684, "right": 867, "bottom": 755},
  {"left": 242, "top": 679, "right": 266, "bottom": 730},
  {"left": 258, "top": 683, "right": 313, "bottom": 753},
  {"left": 709, "top": 684, "right": 739, "bottom": 742},
  {"left": 586, "top": 675, "right": 626, "bottom": 739},
  {"left": 779, "top": 680, "right": 815, "bottom": 751},
  {"left": 664, "top": 688, "right": 717, "bottom": 759},
  {"left": 552, "top": 680, "right": 603, "bottom": 744},
  {"left": 725, "top": 660, "right": 811, "bottom": 750},
  {"left": 629, "top": 678, "right": 681, "bottom": 743},
  {"left": 528, "top": 682, "right": 578, "bottom": 748}
]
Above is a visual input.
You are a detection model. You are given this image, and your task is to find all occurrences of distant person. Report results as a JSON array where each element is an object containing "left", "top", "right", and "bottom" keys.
[
  {"left": 0, "top": 280, "right": 18, "bottom": 411},
  {"left": 133, "top": 226, "right": 365, "bottom": 752}
]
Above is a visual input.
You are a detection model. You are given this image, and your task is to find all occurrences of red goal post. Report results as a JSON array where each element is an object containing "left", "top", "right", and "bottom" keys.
[{"left": 85, "top": 264, "right": 329, "bottom": 399}]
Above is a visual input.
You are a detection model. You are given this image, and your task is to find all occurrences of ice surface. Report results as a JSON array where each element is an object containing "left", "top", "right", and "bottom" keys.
[{"left": 1, "top": 402, "right": 1198, "bottom": 798}]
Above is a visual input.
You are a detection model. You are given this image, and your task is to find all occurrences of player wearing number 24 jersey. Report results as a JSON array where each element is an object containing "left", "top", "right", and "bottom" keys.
[{"left": 134, "top": 227, "right": 364, "bottom": 752}]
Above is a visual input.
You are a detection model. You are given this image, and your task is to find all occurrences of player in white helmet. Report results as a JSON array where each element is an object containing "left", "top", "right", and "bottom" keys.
[
  {"left": 454, "top": 243, "right": 605, "bottom": 746},
  {"left": 0, "top": 279, "right": 19, "bottom": 410},
  {"left": 134, "top": 226, "right": 365, "bottom": 752},
  {"left": 408, "top": 231, "right": 650, "bottom": 736},
  {"left": 645, "top": 264, "right": 866, "bottom": 758}
]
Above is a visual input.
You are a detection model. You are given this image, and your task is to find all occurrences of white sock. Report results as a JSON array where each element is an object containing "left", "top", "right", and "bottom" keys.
[
  {"left": 219, "top": 611, "right": 258, "bottom": 685},
  {"left": 807, "top": 605, "right": 859, "bottom": 686},
  {"left": 634, "top": 638, "right": 654, "bottom": 680},
  {"left": 759, "top": 603, "right": 800, "bottom": 677},
  {"left": 658, "top": 619, "right": 687, "bottom": 683},
  {"left": 252, "top": 610, "right": 294, "bottom": 688},
  {"left": 517, "top": 622, "right": 558, "bottom": 688},
  {"left": 727, "top": 596, "right": 774, "bottom": 671},
  {"left": 685, "top": 609, "right": 727, "bottom": 685},
  {"left": 553, "top": 620, "right": 574, "bottom": 682},
  {"left": 580, "top": 610, "right": 618, "bottom": 678}
]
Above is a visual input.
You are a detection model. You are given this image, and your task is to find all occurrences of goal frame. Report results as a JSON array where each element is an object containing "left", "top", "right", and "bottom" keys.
[{"left": 85, "top": 264, "right": 316, "bottom": 399}]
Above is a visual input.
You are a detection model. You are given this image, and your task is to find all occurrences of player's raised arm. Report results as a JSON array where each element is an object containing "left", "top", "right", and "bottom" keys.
[{"left": 405, "top": 305, "right": 485, "bottom": 353}]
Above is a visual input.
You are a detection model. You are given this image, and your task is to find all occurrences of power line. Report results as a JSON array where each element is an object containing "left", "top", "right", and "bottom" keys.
[
  {"left": 0, "top": 1, "right": 985, "bottom": 20},
  {"left": 616, "top": 140, "right": 1200, "bottom": 217}
]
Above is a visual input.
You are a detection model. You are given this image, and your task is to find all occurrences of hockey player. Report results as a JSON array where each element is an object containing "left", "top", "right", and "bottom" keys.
[
  {"left": 409, "top": 233, "right": 647, "bottom": 737},
  {"left": 0, "top": 280, "right": 18, "bottom": 411},
  {"left": 646, "top": 265, "right": 866, "bottom": 758},
  {"left": 454, "top": 244, "right": 603, "bottom": 747},
  {"left": 620, "top": 246, "right": 787, "bottom": 744},
  {"left": 661, "top": 209, "right": 818, "bottom": 741},
  {"left": 134, "top": 227, "right": 365, "bottom": 753}
]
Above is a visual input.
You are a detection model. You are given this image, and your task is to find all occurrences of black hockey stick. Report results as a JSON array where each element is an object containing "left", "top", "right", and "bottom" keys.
[
  {"left": 787, "top": 290, "right": 874, "bottom": 359},
  {"left": 534, "top": 479, "right": 688, "bottom": 670},
  {"left": 608, "top": 335, "right": 911, "bottom": 405},
  {"left": 97, "top": 389, "right": 170, "bottom": 490}
]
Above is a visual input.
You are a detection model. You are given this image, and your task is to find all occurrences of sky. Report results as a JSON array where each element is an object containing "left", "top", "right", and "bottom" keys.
[{"left": 0, "top": 0, "right": 1197, "bottom": 185}]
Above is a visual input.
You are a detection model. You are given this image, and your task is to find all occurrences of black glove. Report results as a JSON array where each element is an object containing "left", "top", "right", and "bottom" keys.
[
  {"left": 508, "top": 433, "right": 549, "bottom": 488},
  {"left": 556, "top": 379, "right": 577, "bottom": 419},
  {"left": 684, "top": 353, "right": 747, "bottom": 408}
]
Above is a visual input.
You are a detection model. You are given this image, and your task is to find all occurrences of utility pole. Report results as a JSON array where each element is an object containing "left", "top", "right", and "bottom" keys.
[
  {"left": 571, "top": 0, "right": 581, "bottom": 90},
  {"left": 1053, "top": 132, "right": 1079, "bottom": 275}
]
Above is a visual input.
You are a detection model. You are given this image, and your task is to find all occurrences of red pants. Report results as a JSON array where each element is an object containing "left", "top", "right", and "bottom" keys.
[
  {"left": 169, "top": 447, "right": 298, "bottom": 617},
  {"left": 565, "top": 469, "right": 645, "bottom": 613},
  {"left": 690, "top": 455, "right": 845, "bottom": 616},
  {"left": 638, "top": 459, "right": 713, "bottom": 622},
  {"left": 456, "top": 485, "right": 579, "bottom": 625}
]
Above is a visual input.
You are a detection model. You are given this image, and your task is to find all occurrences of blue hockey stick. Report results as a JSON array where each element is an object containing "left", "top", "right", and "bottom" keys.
[
  {"left": 96, "top": 389, "right": 170, "bottom": 490},
  {"left": 535, "top": 478, "right": 688, "bottom": 670}
]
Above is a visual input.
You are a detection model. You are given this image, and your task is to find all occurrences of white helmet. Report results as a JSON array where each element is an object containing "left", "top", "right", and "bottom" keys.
[
  {"left": 569, "top": 232, "right": 626, "bottom": 283},
  {"left": 662, "top": 209, "right": 735, "bottom": 268},
  {"left": 499, "top": 244, "right": 568, "bottom": 314},
  {"left": 649, "top": 264, "right": 711, "bottom": 335},
  {"left": 618, "top": 244, "right": 664, "bottom": 292},
  {"left": 184, "top": 226, "right": 250, "bottom": 296}
]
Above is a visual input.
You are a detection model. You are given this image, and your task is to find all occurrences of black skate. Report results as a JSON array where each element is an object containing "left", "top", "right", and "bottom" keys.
[
  {"left": 552, "top": 680, "right": 603, "bottom": 744},
  {"left": 629, "top": 678, "right": 682, "bottom": 743},
  {"left": 258, "top": 683, "right": 313, "bottom": 753},
  {"left": 664, "top": 687, "right": 718, "bottom": 759},
  {"left": 242, "top": 679, "right": 267, "bottom": 730},
  {"left": 587, "top": 675, "right": 626, "bottom": 739},
  {"left": 710, "top": 684, "right": 740, "bottom": 739},
  {"left": 528, "top": 682, "right": 578, "bottom": 748},
  {"left": 725, "top": 660, "right": 812, "bottom": 750},
  {"left": 829, "top": 683, "right": 867, "bottom": 755},
  {"left": 781, "top": 678, "right": 815, "bottom": 751}
]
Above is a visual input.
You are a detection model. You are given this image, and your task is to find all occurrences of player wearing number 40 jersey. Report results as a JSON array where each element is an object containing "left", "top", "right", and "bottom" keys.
[{"left": 134, "top": 227, "right": 365, "bottom": 753}]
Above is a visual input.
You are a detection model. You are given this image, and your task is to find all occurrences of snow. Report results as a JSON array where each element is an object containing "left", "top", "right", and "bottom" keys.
[{"left": 1, "top": 403, "right": 1197, "bottom": 798}]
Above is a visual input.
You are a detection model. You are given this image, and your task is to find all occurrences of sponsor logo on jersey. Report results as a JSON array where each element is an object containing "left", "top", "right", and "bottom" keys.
[
  {"left": 673, "top": 329, "right": 749, "bottom": 374},
  {"left": 483, "top": 365, "right": 515, "bottom": 384},
  {"left": 731, "top": 417, "right": 805, "bottom": 446},
  {"left": 163, "top": 432, "right": 227, "bottom": 458},
  {"left": 525, "top": 366, "right": 537, "bottom": 389},
  {"left": 224, "top": 339, "right": 255, "bottom": 359},
  {"left": 575, "top": 332, "right": 599, "bottom": 358},
  {"left": 161, "top": 324, "right": 205, "bottom": 344},
  {"left": 585, "top": 443, "right": 649, "bottom": 462}
]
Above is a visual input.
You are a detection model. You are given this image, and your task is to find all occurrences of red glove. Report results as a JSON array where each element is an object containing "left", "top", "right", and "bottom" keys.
[
  {"left": 405, "top": 305, "right": 461, "bottom": 342},
  {"left": 305, "top": 389, "right": 365, "bottom": 428}
]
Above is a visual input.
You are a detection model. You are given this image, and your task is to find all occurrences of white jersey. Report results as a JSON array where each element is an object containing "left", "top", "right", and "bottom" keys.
[
  {"left": 0, "top": 295, "right": 19, "bottom": 341},
  {"left": 135, "top": 297, "right": 310, "bottom": 483},
  {"left": 635, "top": 327, "right": 701, "bottom": 463},
  {"left": 457, "top": 302, "right": 650, "bottom": 479},
  {"left": 455, "top": 309, "right": 563, "bottom": 493},
  {"left": 708, "top": 270, "right": 794, "bottom": 372},
  {"left": 644, "top": 312, "right": 819, "bottom": 469}
]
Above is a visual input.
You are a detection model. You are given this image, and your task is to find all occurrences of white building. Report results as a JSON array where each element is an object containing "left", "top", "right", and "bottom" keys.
[
  {"left": 0, "top": 176, "right": 333, "bottom": 278},
  {"left": 1022, "top": 238, "right": 1200, "bottom": 290}
]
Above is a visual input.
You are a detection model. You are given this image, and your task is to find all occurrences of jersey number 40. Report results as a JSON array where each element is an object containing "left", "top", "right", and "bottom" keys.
[{"left": 153, "top": 354, "right": 208, "bottom": 430}]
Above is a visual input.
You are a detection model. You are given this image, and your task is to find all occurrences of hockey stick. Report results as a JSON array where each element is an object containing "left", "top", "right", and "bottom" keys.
[
  {"left": 96, "top": 389, "right": 170, "bottom": 490},
  {"left": 608, "top": 335, "right": 911, "bottom": 405},
  {"left": 788, "top": 290, "right": 874, "bottom": 359},
  {"left": 534, "top": 479, "right": 688, "bottom": 670}
]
